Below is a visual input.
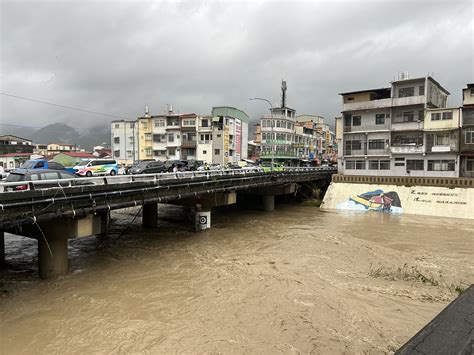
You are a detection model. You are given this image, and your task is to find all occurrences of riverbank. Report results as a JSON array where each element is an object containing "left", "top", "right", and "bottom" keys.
[{"left": 1, "top": 205, "right": 472, "bottom": 353}]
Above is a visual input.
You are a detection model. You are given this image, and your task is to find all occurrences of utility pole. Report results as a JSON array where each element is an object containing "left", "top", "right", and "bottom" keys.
[{"left": 250, "top": 97, "right": 274, "bottom": 172}]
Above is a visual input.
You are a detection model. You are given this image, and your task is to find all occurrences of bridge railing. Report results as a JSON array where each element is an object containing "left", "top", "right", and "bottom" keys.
[{"left": 0, "top": 167, "right": 336, "bottom": 193}]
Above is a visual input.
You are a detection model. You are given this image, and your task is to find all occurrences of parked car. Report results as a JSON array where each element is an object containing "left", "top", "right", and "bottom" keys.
[
  {"left": 129, "top": 161, "right": 167, "bottom": 174},
  {"left": 3, "top": 169, "right": 93, "bottom": 191},
  {"left": 19, "top": 159, "right": 75, "bottom": 173},
  {"left": 125, "top": 159, "right": 154, "bottom": 174},
  {"left": 73, "top": 159, "right": 118, "bottom": 177}
]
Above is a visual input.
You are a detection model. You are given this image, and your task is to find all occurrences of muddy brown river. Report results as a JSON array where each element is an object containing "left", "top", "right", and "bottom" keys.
[{"left": 1, "top": 203, "right": 473, "bottom": 354}]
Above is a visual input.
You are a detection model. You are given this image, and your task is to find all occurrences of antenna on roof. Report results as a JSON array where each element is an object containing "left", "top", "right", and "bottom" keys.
[
  {"left": 281, "top": 80, "right": 287, "bottom": 108},
  {"left": 145, "top": 106, "right": 149, "bottom": 117}
]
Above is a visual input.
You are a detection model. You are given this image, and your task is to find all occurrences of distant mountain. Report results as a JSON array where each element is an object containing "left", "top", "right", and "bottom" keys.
[
  {"left": 32, "top": 123, "right": 80, "bottom": 145},
  {"left": 1, "top": 122, "right": 111, "bottom": 151}
]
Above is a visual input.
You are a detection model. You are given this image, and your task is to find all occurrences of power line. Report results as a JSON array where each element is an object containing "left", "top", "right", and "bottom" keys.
[{"left": 1, "top": 92, "right": 131, "bottom": 120}]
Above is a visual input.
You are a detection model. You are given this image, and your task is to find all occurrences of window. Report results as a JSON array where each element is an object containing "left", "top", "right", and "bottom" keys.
[
  {"left": 344, "top": 114, "right": 351, "bottom": 126},
  {"left": 369, "top": 160, "right": 390, "bottom": 170},
  {"left": 368, "top": 139, "right": 385, "bottom": 150},
  {"left": 202, "top": 119, "right": 209, "bottom": 127},
  {"left": 347, "top": 97, "right": 354, "bottom": 101},
  {"left": 470, "top": 88, "right": 474, "bottom": 97},
  {"left": 36, "top": 161, "right": 45, "bottom": 168},
  {"left": 345, "top": 160, "right": 365, "bottom": 170},
  {"left": 399, "top": 87, "right": 415, "bottom": 97},
  {"left": 276, "top": 121, "right": 281, "bottom": 128},
  {"left": 465, "top": 129, "right": 474, "bottom": 144},
  {"left": 394, "top": 157, "right": 405, "bottom": 166},
  {"left": 114, "top": 150, "right": 120, "bottom": 157},
  {"left": 168, "top": 133, "right": 174, "bottom": 142},
  {"left": 375, "top": 114, "right": 385, "bottom": 125},
  {"left": 346, "top": 140, "right": 362, "bottom": 151},
  {"left": 434, "top": 133, "right": 449, "bottom": 146},
  {"left": 114, "top": 123, "right": 120, "bottom": 129},
  {"left": 130, "top": 123, "right": 135, "bottom": 129},
  {"left": 154, "top": 119, "right": 165, "bottom": 127},
  {"left": 142, "top": 122, "right": 147, "bottom": 129},
  {"left": 467, "top": 158, "right": 474, "bottom": 171},
  {"left": 442, "top": 112, "right": 452, "bottom": 120},
  {"left": 431, "top": 112, "right": 441, "bottom": 121},
  {"left": 114, "top": 137, "right": 120, "bottom": 144},
  {"left": 214, "top": 149, "right": 220, "bottom": 155},
  {"left": 419, "top": 85, "right": 425, "bottom": 95},
  {"left": 392, "top": 133, "right": 423, "bottom": 146},
  {"left": 168, "top": 148, "right": 175, "bottom": 156},
  {"left": 202, "top": 150, "right": 207, "bottom": 154},
  {"left": 352, "top": 116, "right": 361, "bottom": 126},
  {"left": 402, "top": 111, "right": 414, "bottom": 122},
  {"left": 407, "top": 160, "right": 424, "bottom": 171},
  {"left": 427, "top": 160, "right": 455, "bottom": 171}
]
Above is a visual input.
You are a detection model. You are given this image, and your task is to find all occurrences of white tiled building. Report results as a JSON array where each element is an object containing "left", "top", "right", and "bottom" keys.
[
  {"left": 339, "top": 75, "right": 460, "bottom": 177},
  {"left": 110, "top": 120, "right": 138, "bottom": 165}
]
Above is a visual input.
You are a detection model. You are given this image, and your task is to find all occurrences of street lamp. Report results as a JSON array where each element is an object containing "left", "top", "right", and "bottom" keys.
[{"left": 249, "top": 97, "right": 274, "bottom": 171}]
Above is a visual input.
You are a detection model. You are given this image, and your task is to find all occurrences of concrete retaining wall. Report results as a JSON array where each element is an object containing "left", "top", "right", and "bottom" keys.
[{"left": 322, "top": 182, "right": 474, "bottom": 219}]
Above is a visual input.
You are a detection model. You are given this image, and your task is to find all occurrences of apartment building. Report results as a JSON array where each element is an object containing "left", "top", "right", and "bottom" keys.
[
  {"left": 131, "top": 106, "right": 249, "bottom": 165},
  {"left": 111, "top": 120, "right": 138, "bottom": 164},
  {"left": 0, "top": 135, "right": 33, "bottom": 155},
  {"left": 460, "top": 83, "right": 474, "bottom": 177},
  {"left": 46, "top": 143, "right": 83, "bottom": 155},
  {"left": 259, "top": 82, "right": 331, "bottom": 165},
  {"left": 210, "top": 106, "right": 249, "bottom": 165},
  {"left": 339, "top": 75, "right": 457, "bottom": 177}
]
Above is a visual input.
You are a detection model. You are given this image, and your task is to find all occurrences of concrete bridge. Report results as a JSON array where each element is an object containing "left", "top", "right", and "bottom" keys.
[{"left": 0, "top": 167, "right": 335, "bottom": 279}]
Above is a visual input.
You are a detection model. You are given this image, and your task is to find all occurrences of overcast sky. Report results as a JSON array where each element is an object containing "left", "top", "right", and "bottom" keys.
[{"left": 1, "top": 0, "right": 473, "bottom": 131}]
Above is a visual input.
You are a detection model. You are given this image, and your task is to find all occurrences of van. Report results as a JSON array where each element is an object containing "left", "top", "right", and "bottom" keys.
[{"left": 73, "top": 159, "right": 118, "bottom": 177}]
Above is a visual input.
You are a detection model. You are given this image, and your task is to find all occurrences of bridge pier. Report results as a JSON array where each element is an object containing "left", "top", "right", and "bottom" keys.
[
  {"left": 142, "top": 203, "right": 158, "bottom": 228},
  {"left": 262, "top": 195, "right": 275, "bottom": 212},
  {"left": 38, "top": 234, "right": 68, "bottom": 279}
]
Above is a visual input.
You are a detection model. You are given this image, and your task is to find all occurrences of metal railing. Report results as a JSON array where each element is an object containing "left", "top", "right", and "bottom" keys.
[{"left": 0, "top": 167, "right": 336, "bottom": 193}]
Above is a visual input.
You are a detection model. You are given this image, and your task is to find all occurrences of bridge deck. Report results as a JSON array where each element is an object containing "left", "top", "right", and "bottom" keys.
[{"left": 0, "top": 168, "right": 334, "bottom": 230}]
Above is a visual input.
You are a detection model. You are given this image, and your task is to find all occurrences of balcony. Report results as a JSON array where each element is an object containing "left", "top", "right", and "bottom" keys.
[
  {"left": 343, "top": 123, "right": 390, "bottom": 132},
  {"left": 390, "top": 145, "right": 424, "bottom": 154},
  {"left": 181, "top": 139, "right": 197, "bottom": 148},
  {"left": 392, "top": 95, "right": 425, "bottom": 107},
  {"left": 342, "top": 98, "right": 392, "bottom": 112},
  {"left": 391, "top": 121, "right": 423, "bottom": 131}
]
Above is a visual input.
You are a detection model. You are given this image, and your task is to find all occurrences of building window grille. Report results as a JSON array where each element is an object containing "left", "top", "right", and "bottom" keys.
[
  {"left": 406, "top": 160, "right": 424, "bottom": 171},
  {"left": 442, "top": 112, "right": 453, "bottom": 120},
  {"left": 375, "top": 114, "right": 385, "bottom": 125},
  {"left": 369, "top": 160, "right": 390, "bottom": 170},
  {"left": 399, "top": 87, "right": 415, "bottom": 97},
  {"left": 465, "top": 129, "right": 474, "bottom": 144},
  {"left": 113, "top": 137, "right": 120, "bottom": 144},
  {"left": 427, "top": 160, "right": 455, "bottom": 171},
  {"left": 345, "top": 160, "right": 365, "bottom": 170},
  {"left": 466, "top": 158, "right": 474, "bottom": 171},
  {"left": 352, "top": 116, "right": 361, "bottom": 126},
  {"left": 368, "top": 139, "right": 385, "bottom": 150}
]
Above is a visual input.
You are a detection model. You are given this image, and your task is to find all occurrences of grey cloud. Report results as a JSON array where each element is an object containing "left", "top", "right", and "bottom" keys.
[{"left": 1, "top": 0, "right": 473, "bottom": 132}]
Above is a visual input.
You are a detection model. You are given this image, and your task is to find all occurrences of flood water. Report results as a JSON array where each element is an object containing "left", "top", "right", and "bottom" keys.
[{"left": 1, "top": 203, "right": 473, "bottom": 354}]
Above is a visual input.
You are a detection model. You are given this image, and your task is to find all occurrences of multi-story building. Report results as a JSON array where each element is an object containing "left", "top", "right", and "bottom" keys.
[
  {"left": 47, "top": 143, "right": 83, "bottom": 155},
  {"left": 136, "top": 112, "right": 153, "bottom": 160},
  {"left": 210, "top": 106, "right": 249, "bottom": 165},
  {"left": 197, "top": 115, "right": 213, "bottom": 163},
  {"left": 460, "top": 83, "right": 474, "bottom": 177},
  {"left": 132, "top": 106, "right": 248, "bottom": 165},
  {"left": 339, "top": 75, "right": 457, "bottom": 177},
  {"left": 111, "top": 120, "right": 138, "bottom": 164},
  {"left": 0, "top": 135, "right": 33, "bottom": 155}
]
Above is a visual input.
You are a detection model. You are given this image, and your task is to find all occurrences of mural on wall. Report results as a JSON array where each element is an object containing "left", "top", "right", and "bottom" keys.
[{"left": 337, "top": 189, "right": 403, "bottom": 213}]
